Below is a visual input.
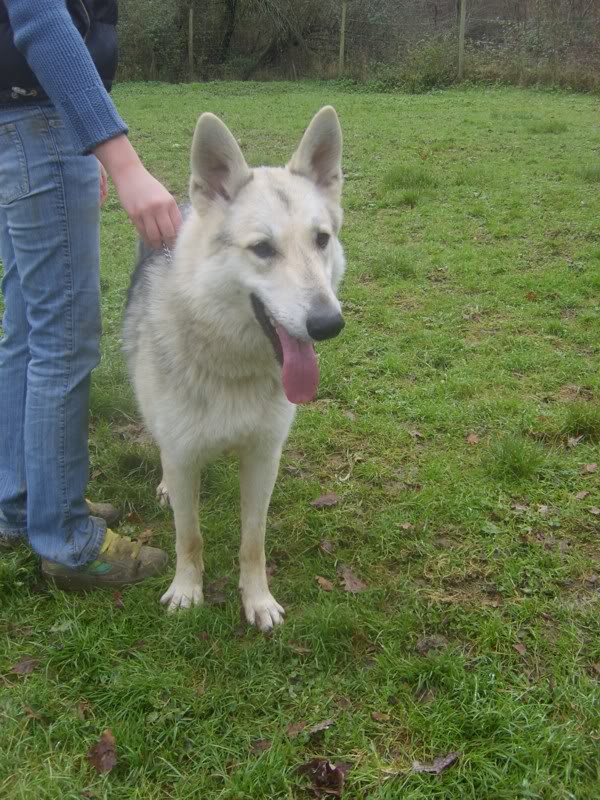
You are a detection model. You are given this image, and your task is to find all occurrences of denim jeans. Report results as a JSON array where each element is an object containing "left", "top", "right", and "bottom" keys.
[{"left": 0, "top": 103, "right": 105, "bottom": 567}]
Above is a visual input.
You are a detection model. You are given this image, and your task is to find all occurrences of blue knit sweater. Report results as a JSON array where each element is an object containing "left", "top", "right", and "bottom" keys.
[{"left": 5, "top": 0, "right": 127, "bottom": 153}]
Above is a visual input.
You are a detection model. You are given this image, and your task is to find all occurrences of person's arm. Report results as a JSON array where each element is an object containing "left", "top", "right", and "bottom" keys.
[
  {"left": 6, "top": 0, "right": 182, "bottom": 246},
  {"left": 6, "top": 0, "right": 127, "bottom": 153}
]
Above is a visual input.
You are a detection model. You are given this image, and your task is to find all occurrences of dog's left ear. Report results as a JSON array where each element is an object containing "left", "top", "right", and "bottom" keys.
[
  {"left": 189, "top": 113, "right": 251, "bottom": 208},
  {"left": 287, "top": 106, "right": 343, "bottom": 202}
]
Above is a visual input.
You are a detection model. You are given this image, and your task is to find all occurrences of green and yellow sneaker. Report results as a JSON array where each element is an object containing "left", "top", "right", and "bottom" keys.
[{"left": 42, "top": 528, "right": 168, "bottom": 591}]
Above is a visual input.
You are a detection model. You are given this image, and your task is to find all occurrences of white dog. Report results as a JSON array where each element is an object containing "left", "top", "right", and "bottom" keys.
[{"left": 123, "top": 107, "right": 346, "bottom": 630}]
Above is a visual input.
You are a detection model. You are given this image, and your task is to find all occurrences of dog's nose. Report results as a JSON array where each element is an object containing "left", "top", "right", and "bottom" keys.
[{"left": 306, "top": 307, "right": 345, "bottom": 341}]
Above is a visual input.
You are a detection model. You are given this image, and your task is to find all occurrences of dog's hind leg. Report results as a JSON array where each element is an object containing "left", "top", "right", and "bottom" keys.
[
  {"left": 238, "top": 441, "right": 285, "bottom": 632},
  {"left": 159, "top": 453, "right": 203, "bottom": 611}
]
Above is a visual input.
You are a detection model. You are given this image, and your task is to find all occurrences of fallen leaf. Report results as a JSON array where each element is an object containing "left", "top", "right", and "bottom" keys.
[
  {"left": 137, "top": 528, "right": 154, "bottom": 544},
  {"left": 588, "top": 507, "right": 600, "bottom": 516},
  {"left": 77, "top": 700, "right": 92, "bottom": 721},
  {"left": 308, "top": 719, "right": 335, "bottom": 736},
  {"left": 526, "top": 291, "right": 537, "bottom": 301},
  {"left": 575, "top": 491, "right": 590, "bottom": 501},
  {"left": 87, "top": 729, "right": 117, "bottom": 774},
  {"left": 371, "top": 711, "right": 390, "bottom": 723},
  {"left": 11, "top": 656, "right": 39, "bottom": 675},
  {"left": 537, "top": 505, "right": 549, "bottom": 515},
  {"left": 466, "top": 433, "right": 480, "bottom": 445},
  {"left": 336, "top": 696, "right": 352, "bottom": 710},
  {"left": 513, "top": 642, "right": 527, "bottom": 656},
  {"left": 412, "top": 751, "right": 460, "bottom": 775},
  {"left": 591, "top": 663, "right": 600, "bottom": 675},
  {"left": 288, "top": 641, "right": 311, "bottom": 656},
  {"left": 319, "top": 539, "right": 336, "bottom": 555},
  {"left": 113, "top": 591, "right": 125, "bottom": 610},
  {"left": 337, "top": 564, "right": 367, "bottom": 594},
  {"left": 286, "top": 720, "right": 307, "bottom": 738},
  {"left": 409, "top": 429, "right": 424, "bottom": 440},
  {"left": 343, "top": 410, "right": 356, "bottom": 421},
  {"left": 398, "top": 522, "right": 414, "bottom": 530},
  {"left": 316, "top": 576, "right": 334, "bottom": 592},
  {"left": 311, "top": 493, "right": 340, "bottom": 509},
  {"left": 23, "top": 706, "right": 45, "bottom": 721},
  {"left": 512, "top": 503, "right": 529, "bottom": 512},
  {"left": 416, "top": 635, "right": 448, "bottom": 656},
  {"left": 205, "top": 576, "right": 229, "bottom": 607},
  {"left": 583, "top": 463, "right": 598, "bottom": 474},
  {"left": 297, "top": 758, "right": 351, "bottom": 797},
  {"left": 567, "top": 435, "right": 583, "bottom": 448},
  {"left": 251, "top": 738, "right": 271, "bottom": 753}
]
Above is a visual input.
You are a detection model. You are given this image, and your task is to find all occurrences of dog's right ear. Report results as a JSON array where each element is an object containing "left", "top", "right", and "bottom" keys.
[{"left": 189, "top": 113, "right": 251, "bottom": 208}]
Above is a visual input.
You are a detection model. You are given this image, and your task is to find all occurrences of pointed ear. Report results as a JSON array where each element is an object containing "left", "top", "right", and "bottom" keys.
[
  {"left": 287, "top": 106, "right": 343, "bottom": 201},
  {"left": 189, "top": 113, "right": 251, "bottom": 207}
]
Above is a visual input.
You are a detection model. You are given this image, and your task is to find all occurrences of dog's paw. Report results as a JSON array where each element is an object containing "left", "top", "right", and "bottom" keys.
[
  {"left": 156, "top": 480, "right": 170, "bottom": 508},
  {"left": 160, "top": 578, "right": 203, "bottom": 612},
  {"left": 241, "top": 590, "right": 285, "bottom": 632}
]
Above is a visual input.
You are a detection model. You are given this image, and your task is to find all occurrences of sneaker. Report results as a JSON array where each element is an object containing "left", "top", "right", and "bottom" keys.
[
  {"left": 85, "top": 499, "right": 122, "bottom": 527},
  {"left": 42, "top": 528, "right": 168, "bottom": 591}
]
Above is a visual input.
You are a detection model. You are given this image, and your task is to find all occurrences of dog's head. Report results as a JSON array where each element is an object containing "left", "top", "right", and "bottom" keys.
[{"left": 188, "top": 107, "right": 345, "bottom": 404}]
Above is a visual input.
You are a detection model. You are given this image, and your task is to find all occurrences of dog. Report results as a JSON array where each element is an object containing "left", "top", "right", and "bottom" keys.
[{"left": 123, "top": 107, "right": 346, "bottom": 631}]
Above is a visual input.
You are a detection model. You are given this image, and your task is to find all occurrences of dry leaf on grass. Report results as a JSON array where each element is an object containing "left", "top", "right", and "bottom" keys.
[
  {"left": 567, "top": 435, "right": 583, "bottom": 448},
  {"left": 412, "top": 751, "right": 460, "bottom": 775},
  {"left": 10, "top": 656, "right": 39, "bottom": 675},
  {"left": 371, "top": 711, "right": 390, "bottom": 723},
  {"left": 583, "top": 463, "right": 598, "bottom": 474},
  {"left": 337, "top": 564, "right": 367, "bottom": 594},
  {"left": 466, "top": 433, "right": 480, "bottom": 445},
  {"left": 205, "top": 576, "right": 229, "bottom": 607},
  {"left": 286, "top": 720, "right": 307, "bottom": 738},
  {"left": 588, "top": 507, "right": 600, "bottom": 516},
  {"left": 251, "top": 739, "right": 272, "bottom": 753},
  {"left": 398, "top": 522, "right": 414, "bottom": 530},
  {"left": 575, "top": 491, "right": 589, "bottom": 501},
  {"left": 311, "top": 493, "right": 340, "bottom": 509},
  {"left": 319, "top": 539, "right": 336, "bottom": 555},
  {"left": 513, "top": 642, "right": 527, "bottom": 656},
  {"left": 113, "top": 591, "right": 125, "bottom": 610},
  {"left": 87, "top": 729, "right": 117, "bottom": 774},
  {"left": 416, "top": 635, "right": 448, "bottom": 656},
  {"left": 297, "top": 758, "right": 351, "bottom": 797},
  {"left": 316, "top": 576, "right": 334, "bottom": 592}
]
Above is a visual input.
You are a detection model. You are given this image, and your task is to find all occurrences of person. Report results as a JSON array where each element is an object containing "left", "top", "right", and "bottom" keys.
[{"left": 0, "top": 0, "right": 181, "bottom": 588}]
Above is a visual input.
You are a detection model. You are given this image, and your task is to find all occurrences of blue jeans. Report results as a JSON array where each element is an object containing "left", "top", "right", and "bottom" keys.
[{"left": 0, "top": 103, "right": 105, "bottom": 567}]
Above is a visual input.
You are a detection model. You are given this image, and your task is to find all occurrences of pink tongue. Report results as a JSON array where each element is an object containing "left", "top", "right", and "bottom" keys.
[{"left": 276, "top": 325, "right": 319, "bottom": 404}]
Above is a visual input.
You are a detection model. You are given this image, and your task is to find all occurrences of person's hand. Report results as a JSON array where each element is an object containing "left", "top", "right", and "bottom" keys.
[
  {"left": 94, "top": 135, "right": 182, "bottom": 249},
  {"left": 112, "top": 163, "right": 182, "bottom": 248},
  {"left": 99, "top": 162, "right": 108, "bottom": 206}
]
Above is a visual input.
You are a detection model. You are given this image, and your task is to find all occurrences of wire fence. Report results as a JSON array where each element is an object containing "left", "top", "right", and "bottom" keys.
[{"left": 117, "top": 1, "right": 600, "bottom": 91}]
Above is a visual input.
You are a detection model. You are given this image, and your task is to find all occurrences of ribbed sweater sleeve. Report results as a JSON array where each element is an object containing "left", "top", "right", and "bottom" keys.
[{"left": 5, "top": 0, "right": 128, "bottom": 153}]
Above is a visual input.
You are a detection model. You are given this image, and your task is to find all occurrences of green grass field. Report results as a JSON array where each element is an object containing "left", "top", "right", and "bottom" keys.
[{"left": 1, "top": 83, "right": 600, "bottom": 799}]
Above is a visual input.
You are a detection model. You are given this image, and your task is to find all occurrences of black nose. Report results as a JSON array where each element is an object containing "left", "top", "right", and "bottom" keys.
[{"left": 306, "top": 309, "right": 345, "bottom": 341}]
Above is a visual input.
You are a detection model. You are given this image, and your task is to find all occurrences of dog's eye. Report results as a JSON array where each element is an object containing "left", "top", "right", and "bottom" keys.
[
  {"left": 316, "top": 232, "right": 330, "bottom": 250},
  {"left": 249, "top": 241, "right": 276, "bottom": 259}
]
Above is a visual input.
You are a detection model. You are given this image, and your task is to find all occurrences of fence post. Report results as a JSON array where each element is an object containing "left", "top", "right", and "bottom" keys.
[
  {"left": 458, "top": 0, "right": 466, "bottom": 80},
  {"left": 338, "top": 1, "right": 347, "bottom": 78},
  {"left": 188, "top": 3, "right": 194, "bottom": 80}
]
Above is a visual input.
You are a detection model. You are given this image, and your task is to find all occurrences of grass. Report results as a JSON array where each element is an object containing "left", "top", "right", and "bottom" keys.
[{"left": 1, "top": 83, "right": 600, "bottom": 799}]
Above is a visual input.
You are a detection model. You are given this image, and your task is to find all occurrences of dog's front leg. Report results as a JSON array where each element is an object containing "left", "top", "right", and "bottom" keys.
[
  {"left": 159, "top": 453, "right": 203, "bottom": 612},
  {"left": 238, "top": 442, "right": 285, "bottom": 631}
]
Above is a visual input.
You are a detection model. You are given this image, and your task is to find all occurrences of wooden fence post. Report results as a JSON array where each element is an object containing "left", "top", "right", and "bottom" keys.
[
  {"left": 338, "top": 1, "right": 347, "bottom": 78},
  {"left": 188, "top": 3, "right": 194, "bottom": 80},
  {"left": 458, "top": 0, "right": 467, "bottom": 80}
]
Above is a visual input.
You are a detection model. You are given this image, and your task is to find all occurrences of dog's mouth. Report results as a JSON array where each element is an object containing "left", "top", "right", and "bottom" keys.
[{"left": 250, "top": 293, "right": 319, "bottom": 405}]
